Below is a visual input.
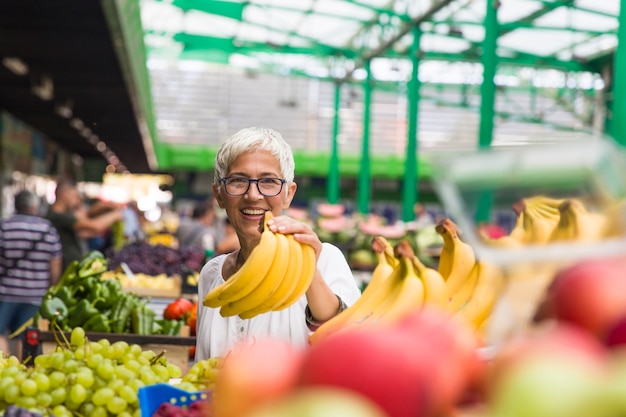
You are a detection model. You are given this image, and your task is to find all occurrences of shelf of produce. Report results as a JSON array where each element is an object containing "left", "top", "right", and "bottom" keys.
[{"left": 33, "top": 323, "right": 196, "bottom": 370}]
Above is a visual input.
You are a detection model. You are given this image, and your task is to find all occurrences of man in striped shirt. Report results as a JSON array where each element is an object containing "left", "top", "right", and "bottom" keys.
[{"left": 0, "top": 190, "right": 62, "bottom": 357}]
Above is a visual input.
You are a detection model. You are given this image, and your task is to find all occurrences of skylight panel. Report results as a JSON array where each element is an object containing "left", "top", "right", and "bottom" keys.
[
  {"left": 534, "top": 8, "right": 618, "bottom": 32},
  {"left": 314, "top": 0, "right": 378, "bottom": 21},
  {"left": 500, "top": 28, "right": 588, "bottom": 57}
]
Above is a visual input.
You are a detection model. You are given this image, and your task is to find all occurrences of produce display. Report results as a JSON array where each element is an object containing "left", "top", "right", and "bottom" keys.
[
  {"left": 5, "top": 192, "right": 626, "bottom": 417},
  {"left": 309, "top": 221, "right": 502, "bottom": 345},
  {"left": 203, "top": 211, "right": 316, "bottom": 319},
  {"left": 36, "top": 252, "right": 185, "bottom": 336},
  {"left": 105, "top": 242, "right": 205, "bottom": 278},
  {"left": 0, "top": 327, "right": 197, "bottom": 417}
]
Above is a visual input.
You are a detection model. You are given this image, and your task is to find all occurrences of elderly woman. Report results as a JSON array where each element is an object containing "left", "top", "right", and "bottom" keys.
[{"left": 195, "top": 127, "right": 361, "bottom": 360}]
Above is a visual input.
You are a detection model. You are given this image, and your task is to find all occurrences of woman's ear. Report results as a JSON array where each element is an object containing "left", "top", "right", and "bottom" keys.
[
  {"left": 282, "top": 181, "right": 297, "bottom": 209},
  {"left": 213, "top": 184, "right": 225, "bottom": 208}
]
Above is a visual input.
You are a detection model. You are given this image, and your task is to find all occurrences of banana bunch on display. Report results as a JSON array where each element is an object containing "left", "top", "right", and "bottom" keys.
[
  {"left": 548, "top": 198, "right": 608, "bottom": 242},
  {"left": 436, "top": 218, "right": 505, "bottom": 330},
  {"left": 310, "top": 238, "right": 448, "bottom": 345},
  {"left": 203, "top": 211, "right": 317, "bottom": 319},
  {"left": 483, "top": 195, "right": 564, "bottom": 247}
]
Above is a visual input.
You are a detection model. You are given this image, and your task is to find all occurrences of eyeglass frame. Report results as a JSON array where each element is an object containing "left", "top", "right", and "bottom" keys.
[{"left": 220, "top": 176, "right": 287, "bottom": 197}]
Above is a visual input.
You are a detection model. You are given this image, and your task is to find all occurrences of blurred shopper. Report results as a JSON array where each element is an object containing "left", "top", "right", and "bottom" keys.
[
  {"left": 0, "top": 190, "right": 62, "bottom": 357},
  {"left": 405, "top": 202, "right": 436, "bottom": 231},
  {"left": 46, "top": 179, "right": 124, "bottom": 270},
  {"left": 177, "top": 202, "right": 217, "bottom": 250}
]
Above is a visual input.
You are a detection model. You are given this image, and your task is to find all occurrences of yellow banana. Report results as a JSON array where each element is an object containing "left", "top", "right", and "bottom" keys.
[
  {"left": 273, "top": 241, "right": 316, "bottom": 310},
  {"left": 520, "top": 203, "right": 560, "bottom": 244},
  {"left": 309, "top": 236, "right": 397, "bottom": 345},
  {"left": 410, "top": 253, "right": 447, "bottom": 308},
  {"left": 203, "top": 212, "right": 277, "bottom": 308},
  {"left": 548, "top": 198, "right": 607, "bottom": 242},
  {"left": 368, "top": 242, "right": 424, "bottom": 325},
  {"left": 222, "top": 232, "right": 291, "bottom": 318},
  {"left": 454, "top": 260, "right": 505, "bottom": 330},
  {"left": 447, "top": 262, "right": 479, "bottom": 313},
  {"left": 238, "top": 233, "right": 303, "bottom": 319},
  {"left": 435, "top": 218, "right": 476, "bottom": 297}
]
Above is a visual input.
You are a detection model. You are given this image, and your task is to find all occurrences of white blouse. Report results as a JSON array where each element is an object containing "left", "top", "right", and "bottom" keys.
[{"left": 194, "top": 242, "right": 361, "bottom": 360}]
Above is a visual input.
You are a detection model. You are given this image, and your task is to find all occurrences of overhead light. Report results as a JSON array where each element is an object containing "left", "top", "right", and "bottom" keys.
[
  {"left": 88, "top": 134, "right": 100, "bottom": 146},
  {"left": 31, "top": 74, "right": 54, "bottom": 101},
  {"left": 96, "top": 141, "right": 107, "bottom": 152},
  {"left": 69, "top": 118, "right": 84, "bottom": 130},
  {"left": 80, "top": 127, "right": 92, "bottom": 138},
  {"left": 2, "top": 57, "right": 29, "bottom": 75},
  {"left": 55, "top": 100, "right": 73, "bottom": 119}
]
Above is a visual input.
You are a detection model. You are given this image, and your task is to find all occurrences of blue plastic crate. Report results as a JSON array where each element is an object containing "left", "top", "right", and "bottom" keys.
[{"left": 138, "top": 383, "right": 210, "bottom": 417}]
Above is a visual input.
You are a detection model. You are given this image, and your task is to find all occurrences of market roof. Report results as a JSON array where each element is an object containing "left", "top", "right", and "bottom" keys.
[
  {"left": 141, "top": 0, "right": 620, "bottom": 83},
  {"left": 0, "top": 0, "right": 622, "bottom": 175}
]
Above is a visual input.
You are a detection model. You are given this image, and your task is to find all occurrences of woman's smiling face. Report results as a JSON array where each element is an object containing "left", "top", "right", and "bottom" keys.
[{"left": 214, "top": 149, "right": 296, "bottom": 244}]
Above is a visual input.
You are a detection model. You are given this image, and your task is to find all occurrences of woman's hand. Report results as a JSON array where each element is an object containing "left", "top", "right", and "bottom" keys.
[{"left": 267, "top": 215, "right": 323, "bottom": 259}]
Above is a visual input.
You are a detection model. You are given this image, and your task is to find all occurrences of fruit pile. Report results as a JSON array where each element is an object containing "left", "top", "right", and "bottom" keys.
[
  {"left": 0, "top": 327, "right": 202, "bottom": 417},
  {"left": 310, "top": 223, "right": 503, "bottom": 345},
  {"left": 106, "top": 242, "right": 205, "bottom": 277},
  {"left": 203, "top": 211, "right": 316, "bottom": 319}
]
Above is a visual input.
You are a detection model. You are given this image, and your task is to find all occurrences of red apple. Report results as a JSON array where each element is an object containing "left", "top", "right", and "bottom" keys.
[
  {"left": 604, "top": 314, "right": 626, "bottom": 348},
  {"left": 211, "top": 338, "right": 304, "bottom": 417},
  {"left": 394, "top": 307, "right": 486, "bottom": 413},
  {"left": 299, "top": 307, "right": 485, "bottom": 417},
  {"left": 298, "top": 326, "right": 434, "bottom": 417},
  {"left": 539, "top": 255, "right": 626, "bottom": 339}
]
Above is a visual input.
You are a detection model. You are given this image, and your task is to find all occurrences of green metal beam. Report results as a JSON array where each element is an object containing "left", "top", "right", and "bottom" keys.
[
  {"left": 476, "top": 0, "right": 499, "bottom": 223},
  {"left": 327, "top": 81, "right": 341, "bottom": 203},
  {"left": 478, "top": 1, "right": 499, "bottom": 149},
  {"left": 611, "top": 0, "right": 626, "bottom": 145},
  {"left": 402, "top": 25, "right": 421, "bottom": 222},
  {"left": 172, "top": 0, "right": 245, "bottom": 20},
  {"left": 357, "top": 60, "right": 373, "bottom": 214},
  {"left": 341, "top": 0, "right": 457, "bottom": 82},
  {"left": 155, "top": 143, "right": 434, "bottom": 180}
]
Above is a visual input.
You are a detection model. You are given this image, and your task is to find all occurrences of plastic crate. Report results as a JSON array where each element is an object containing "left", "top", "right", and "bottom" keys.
[{"left": 138, "top": 383, "right": 210, "bottom": 417}]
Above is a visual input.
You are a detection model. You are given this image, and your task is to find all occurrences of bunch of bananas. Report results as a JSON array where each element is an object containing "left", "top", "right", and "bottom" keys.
[
  {"left": 436, "top": 218, "right": 505, "bottom": 331},
  {"left": 480, "top": 194, "right": 623, "bottom": 336},
  {"left": 203, "top": 212, "right": 316, "bottom": 319},
  {"left": 309, "top": 237, "right": 449, "bottom": 345},
  {"left": 486, "top": 195, "right": 613, "bottom": 247}
]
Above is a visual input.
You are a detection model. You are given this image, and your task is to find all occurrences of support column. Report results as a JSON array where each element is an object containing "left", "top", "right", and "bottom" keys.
[
  {"left": 326, "top": 81, "right": 341, "bottom": 204},
  {"left": 611, "top": 0, "right": 626, "bottom": 145},
  {"left": 402, "top": 26, "right": 422, "bottom": 222},
  {"left": 357, "top": 60, "right": 372, "bottom": 215},
  {"left": 476, "top": 0, "right": 499, "bottom": 222}
]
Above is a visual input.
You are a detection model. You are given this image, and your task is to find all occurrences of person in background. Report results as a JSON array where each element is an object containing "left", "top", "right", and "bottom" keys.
[
  {"left": 0, "top": 190, "right": 62, "bottom": 357},
  {"left": 405, "top": 202, "right": 436, "bottom": 231},
  {"left": 46, "top": 178, "right": 124, "bottom": 270},
  {"left": 177, "top": 202, "right": 218, "bottom": 250},
  {"left": 195, "top": 126, "right": 361, "bottom": 360}
]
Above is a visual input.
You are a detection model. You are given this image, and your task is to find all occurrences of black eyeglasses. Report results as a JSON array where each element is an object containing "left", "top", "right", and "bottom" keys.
[{"left": 220, "top": 177, "right": 286, "bottom": 197}]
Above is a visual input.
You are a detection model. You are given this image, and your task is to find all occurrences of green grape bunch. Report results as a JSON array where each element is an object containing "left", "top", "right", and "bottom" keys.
[{"left": 0, "top": 327, "right": 184, "bottom": 417}]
